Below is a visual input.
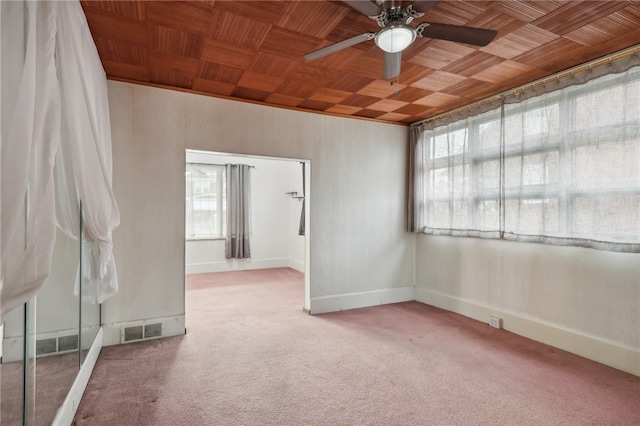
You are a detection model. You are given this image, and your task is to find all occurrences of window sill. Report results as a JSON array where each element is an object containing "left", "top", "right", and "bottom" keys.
[{"left": 186, "top": 236, "right": 226, "bottom": 242}]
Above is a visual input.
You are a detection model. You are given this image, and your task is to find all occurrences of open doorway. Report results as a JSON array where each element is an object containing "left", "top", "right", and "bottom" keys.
[{"left": 184, "top": 149, "right": 311, "bottom": 313}]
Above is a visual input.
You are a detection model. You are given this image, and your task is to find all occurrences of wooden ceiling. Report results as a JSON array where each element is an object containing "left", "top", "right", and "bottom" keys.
[{"left": 80, "top": 1, "right": 640, "bottom": 125}]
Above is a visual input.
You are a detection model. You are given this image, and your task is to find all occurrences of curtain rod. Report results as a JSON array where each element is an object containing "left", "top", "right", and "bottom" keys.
[
  {"left": 187, "top": 162, "right": 255, "bottom": 168},
  {"left": 411, "top": 44, "right": 640, "bottom": 127}
]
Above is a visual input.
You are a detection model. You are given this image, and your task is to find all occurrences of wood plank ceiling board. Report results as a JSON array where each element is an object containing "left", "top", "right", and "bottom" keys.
[
  {"left": 94, "top": 38, "right": 148, "bottom": 67},
  {"left": 473, "top": 60, "right": 538, "bottom": 84},
  {"left": 358, "top": 80, "right": 408, "bottom": 98},
  {"left": 80, "top": 0, "right": 640, "bottom": 126},
  {"left": 354, "top": 109, "right": 388, "bottom": 119},
  {"left": 377, "top": 112, "right": 413, "bottom": 122},
  {"left": 337, "top": 54, "right": 387, "bottom": 79},
  {"left": 192, "top": 79, "right": 236, "bottom": 97},
  {"left": 288, "top": 62, "right": 341, "bottom": 85},
  {"left": 198, "top": 62, "right": 244, "bottom": 85},
  {"left": 250, "top": 53, "right": 299, "bottom": 77},
  {"left": 150, "top": 25, "right": 204, "bottom": 58},
  {"left": 393, "top": 86, "right": 434, "bottom": 103},
  {"left": 145, "top": 1, "right": 213, "bottom": 35},
  {"left": 265, "top": 93, "right": 306, "bottom": 108},
  {"left": 309, "top": 88, "right": 354, "bottom": 104},
  {"left": 439, "top": 77, "right": 497, "bottom": 99},
  {"left": 415, "top": 92, "right": 462, "bottom": 108},
  {"left": 208, "top": 9, "right": 272, "bottom": 50},
  {"left": 297, "top": 99, "right": 336, "bottom": 111},
  {"left": 396, "top": 62, "right": 436, "bottom": 86},
  {"left": 325, "top": 104, "right": 364, "bottom": 115},
  {"left": 81, "top": 10, "right": 147, "bottom": 45},
  {"left": 368, "top": 98, "right": 411, "bottom": 113},
  {"left": 237, "top": 71, "right": 285, "bottom": 93},
  {"left": 82, "top": 0, "right": 145, "bottom": 20},
  {"left": 276, "top": 0, "right": 350, "bottom": 39},
  {"left": 214, "top": 0, "right": 286, "bottom": 24}
]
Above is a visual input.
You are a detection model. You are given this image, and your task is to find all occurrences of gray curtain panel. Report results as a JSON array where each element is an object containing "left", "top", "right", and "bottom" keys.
[
  {"left": 225, "top": 164, "right": 251, "bottom": 259},
  {"left": 298, "top": 162, "right": 305, "bottom": 236}
]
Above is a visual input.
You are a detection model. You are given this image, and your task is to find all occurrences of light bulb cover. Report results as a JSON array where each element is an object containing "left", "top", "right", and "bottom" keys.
[{"left": 375, "top": 24, "right": 416, "bottom": 53}]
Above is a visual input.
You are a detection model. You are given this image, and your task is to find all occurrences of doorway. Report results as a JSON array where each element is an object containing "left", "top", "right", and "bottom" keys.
[{"left": 184, "top": 149, "right": 311, "bottom": 312}]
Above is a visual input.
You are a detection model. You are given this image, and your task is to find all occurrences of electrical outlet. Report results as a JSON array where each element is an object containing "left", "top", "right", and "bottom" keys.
[{"left": 489, "top": 316, "right": 502, "bottom": 329}]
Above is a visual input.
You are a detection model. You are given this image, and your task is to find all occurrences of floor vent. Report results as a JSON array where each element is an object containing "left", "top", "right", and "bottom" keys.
[
  {"left": 59, "top": 334, "right": 79, "bottom": 352},
  {"left": 121, "top": 323, "right": 164, "bottom": 343},
  {"left": 36, "top": 334, "right": 79, "bottom": 357},
  {"left": 123, "top": 325, "right": 144, "bottom": 342},
  {"left": 36, "top": 338, "right": 57, "bottom": 356},
  {"left": 145, "top": 323, "right": 163, "bottom": 338}
]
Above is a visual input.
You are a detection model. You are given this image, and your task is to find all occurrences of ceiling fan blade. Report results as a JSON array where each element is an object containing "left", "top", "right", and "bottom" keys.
[
  {"left": 411, "top": 1, "right": 440, "bottom": 13},
  {"left": 304, "top": 33, "right": 375, "bottom": 61},
  {"left": 416, "top": 22, "right": 497, "bottom": 46},
  {"left": 383, "top": 51, "right": 402, "bottom": 80},
  {"left": 341, "top": 0, "right": 382, "bottom": 17}
]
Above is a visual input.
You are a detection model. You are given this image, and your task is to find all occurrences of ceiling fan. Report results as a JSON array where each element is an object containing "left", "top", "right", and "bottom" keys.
[{"left": 303, "top": 0, "right": 497, "bottom": 80}]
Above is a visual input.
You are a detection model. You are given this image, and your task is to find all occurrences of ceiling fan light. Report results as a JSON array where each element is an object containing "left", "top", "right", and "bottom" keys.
[{"left": 375, "top": 24, "right": 416, "bottom": 53}]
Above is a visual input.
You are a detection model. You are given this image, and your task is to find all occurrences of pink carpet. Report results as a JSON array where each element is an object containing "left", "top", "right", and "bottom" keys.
[{"left": 73, "top": 268, "right": 639, "bottom": 425}]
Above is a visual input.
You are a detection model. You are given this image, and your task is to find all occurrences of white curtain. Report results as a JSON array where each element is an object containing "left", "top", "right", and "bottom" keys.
[
  {"left": 1, "top": 1, "right": 60, "bottom": 321},
  {"left": 413, "top": 57, "right": 639, "bottom": 252},
  {"left": 416, "top": 107, "right": 504, "bottom": 240},
  {"left": 225, "top": 164, "right": 251, "bottom": 259},
  {"left": 56, "top": 1, "right": 120, "bottom": 304},
  {"left": 1, "top": 0, "right": 119, "bottom": 321},
  {"left": 500, "top": 66, "right": 639, "bottom": 250}
]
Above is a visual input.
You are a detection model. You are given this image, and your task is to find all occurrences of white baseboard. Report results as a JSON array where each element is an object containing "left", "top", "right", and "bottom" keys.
[
  {"left": 288, "top": 258, "right": 305, "bottom": 273},
  {"left": 310, "top": 285, "right": 415, "bottom": 315},
  {"left": 52, "top": 327, "right": 103, "bottom": 426},
  {"left": 1, "top": 326, "right": 99, "bottom": 363},
  {"left": 101, "top": 314, "right": 185, "bottom": 347},
  {"left": 185, "top": 258, "right": 290, "bottom": 274},
  {"left": 416, "top": 287, "right": 640, "bottom": 377}
]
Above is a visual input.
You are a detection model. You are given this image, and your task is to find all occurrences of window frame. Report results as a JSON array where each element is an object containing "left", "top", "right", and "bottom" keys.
[{"left": 185, "top": 163, "right": 227, "bottom": 241}]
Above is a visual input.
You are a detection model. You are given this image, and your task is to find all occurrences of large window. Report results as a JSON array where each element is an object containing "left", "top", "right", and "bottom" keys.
[
  {"left": 415, "top": 64, "right": 639, "bottom": 252},
  {"left": 186, "top": 163, "right": 226, "bottom": 239}
]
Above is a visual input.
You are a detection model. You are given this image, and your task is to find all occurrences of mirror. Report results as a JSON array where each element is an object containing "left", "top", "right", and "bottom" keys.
[
  {"left": 0, "top": 301, "right": 35, "bottom": 425},
  {"left": 0, "top": 214, "right": 102, "bottom": 424},
  {"left": 80, "top": 241, "right": 101, "bottom": 365},
  {"left": 33, "top": 229, "right": 81, "bottom": 424}
]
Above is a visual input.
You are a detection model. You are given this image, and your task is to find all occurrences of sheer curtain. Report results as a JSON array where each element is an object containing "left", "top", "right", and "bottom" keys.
[
  {"left": 500, "top": 66, "right": 639, "bottom": 250},
  {"left": 1, "top": 0, "right": 119, "bottom": 320},
  {"left": 412, "top": 55, "right": 639, "bottom": 252},
  {"left": 1, "top": 1, "right": 60, "bottom": 321},
  {"left": 225, "top": 164, "right": 252, "bottom": 259},
  {"left": 416, "top": 106, "right": 504, "bottom": 240},
  {"left": 56, "top": 1, "right": 120, "bottom": 304}
]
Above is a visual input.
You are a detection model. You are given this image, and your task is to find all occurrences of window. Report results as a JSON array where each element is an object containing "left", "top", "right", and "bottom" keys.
[
  {"left": 185, "top": 163, "right": 226, "bottom": 239},
  {"left": 416, "top": 65, "right": 640, "bottom": 252}
]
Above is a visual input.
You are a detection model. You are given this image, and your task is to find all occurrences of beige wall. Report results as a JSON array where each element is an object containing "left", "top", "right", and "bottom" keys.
[
  {"left": 415, "top": 235, "right": 640, "bottom": 374},
  {"left": 105, "top": 81, "right": 413, "bottom": 336},
  {"left": 104, "top": 80, "right": 639, "bottom": 375}
]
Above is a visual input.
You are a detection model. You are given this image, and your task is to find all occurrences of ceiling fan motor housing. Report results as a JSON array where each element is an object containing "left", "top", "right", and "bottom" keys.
[
  {"left": 372, "top": 1, "right": 423, "bottom": 27},
  {"left": 304, "top": 1, "right": 497, "bottom": 80}
]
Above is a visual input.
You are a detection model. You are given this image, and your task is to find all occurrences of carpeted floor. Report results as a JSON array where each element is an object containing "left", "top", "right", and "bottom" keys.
[{"left": 73, "top": 268, "right": 639, "bottom": 425}]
